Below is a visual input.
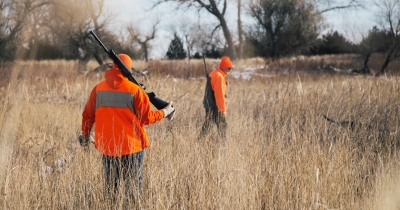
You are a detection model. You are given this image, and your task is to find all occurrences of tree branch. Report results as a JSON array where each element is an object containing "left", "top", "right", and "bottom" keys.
[{"left": 320, "top": 0, "right": 364, "bottom": 13}]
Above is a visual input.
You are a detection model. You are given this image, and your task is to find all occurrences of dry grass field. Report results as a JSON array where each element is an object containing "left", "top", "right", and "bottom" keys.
[{"left": 1, "top": 55, "right": 400, "bottom": 209}]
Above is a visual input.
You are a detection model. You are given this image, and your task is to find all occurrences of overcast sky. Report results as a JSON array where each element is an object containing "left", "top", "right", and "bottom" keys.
[{"left": 103, "top": 0, "right": 378, "bottom": 59}]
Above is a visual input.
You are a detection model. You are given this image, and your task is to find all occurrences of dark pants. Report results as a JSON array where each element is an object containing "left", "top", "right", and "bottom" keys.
[
  {"left": 199, "top": 109, "right": 227, "bottom": 139},
  {"left": 102, "top": 150, "right": 144, "bottom": 204}
]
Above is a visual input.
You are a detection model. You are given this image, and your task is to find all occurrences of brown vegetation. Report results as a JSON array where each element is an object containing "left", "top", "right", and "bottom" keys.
[{"left": 1, "top": 55, "right": 400, "bottom": 209}]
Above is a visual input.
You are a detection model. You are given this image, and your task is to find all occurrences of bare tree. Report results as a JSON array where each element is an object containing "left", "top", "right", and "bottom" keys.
[
  {"left": 179, "top": 21, "right": 196, "bottom": 59},
  {"left": 167, "top": 19, "right": 197, "bottom": 59},
  {"left": 0, "top": 0, "right": 49, "bottom": 62},
  {"left": 19, "top": 0, "right": 54, "bottom": 60},
  {"left": 373, "top": 0, "right": 400, "bottom": 76},
  {"left": 44, "top": 0, "right": 113, "bottom": 70},
  {"left": 127, "top": 21, "right": 159, "bottom": 62},
  {"left": 246, "top": 0, "right": 367, "bottom": 58},
  {"left": 173, "top": 22, "right": 225, "bottom": 57},
  {"left": 237, "top": 0, "right": 244, "bottom": 59},
  {"left": 191, "top": 23, "right": 225, "bottom": 57},
  {"left": 183, "top": 31, "right": 195, "bottom": 59},
  {"left": 316, "top": 0, "right": 365, "bottom": 13},
  {"left": 248, "top": 0, "right": 322, "bottom": 57},
  {"left": 152, "top": 0, "right": 237, "bottom": 59}
]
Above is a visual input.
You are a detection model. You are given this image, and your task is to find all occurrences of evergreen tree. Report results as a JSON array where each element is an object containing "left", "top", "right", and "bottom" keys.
[
  {"left": 359, "top": 26, "right": 391, "bottom": 53},
  {"left": 166, "top": 33, "right": 186, "bottom": 59},
  {"left": 311, "top": 31, "right": 357, "bottom": 55}
]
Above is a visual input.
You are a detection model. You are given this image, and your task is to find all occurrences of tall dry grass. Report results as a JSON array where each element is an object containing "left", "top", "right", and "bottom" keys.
[{"left": 1, "top": 56, "right": 400, "bottom": 209}]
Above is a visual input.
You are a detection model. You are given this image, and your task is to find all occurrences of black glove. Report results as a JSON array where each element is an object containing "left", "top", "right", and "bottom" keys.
[{"left": 78, "top": 135, "right": 90, "bottom": 147}]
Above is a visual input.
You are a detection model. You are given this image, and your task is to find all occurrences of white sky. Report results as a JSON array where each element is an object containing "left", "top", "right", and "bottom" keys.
[{"left": 103, "top": 0, "right": 378, "bottom": 59}]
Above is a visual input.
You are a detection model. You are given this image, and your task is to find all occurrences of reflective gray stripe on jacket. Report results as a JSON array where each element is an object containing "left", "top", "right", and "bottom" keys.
[{"left": 96, "top": 91, "right": 135, "bottom": 113}]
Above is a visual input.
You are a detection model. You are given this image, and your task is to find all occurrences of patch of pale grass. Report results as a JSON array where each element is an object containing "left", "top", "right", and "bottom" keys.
[{"left": 1, "top": 59, "right": 400, "bottom": 209}]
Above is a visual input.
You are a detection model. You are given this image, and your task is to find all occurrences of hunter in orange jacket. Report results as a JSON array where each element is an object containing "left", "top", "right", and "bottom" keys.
[
  {"left": 81, "top": 59, "right": 166, "bottom": 156},
  {"left": 79, "top": 54, "right": 175, "bottom": 202},
  {"left": 199, "top": 56, "right": 233, "bottom": 139}
]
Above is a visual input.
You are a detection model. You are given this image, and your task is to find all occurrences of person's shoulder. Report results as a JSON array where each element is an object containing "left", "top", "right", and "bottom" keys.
[
  {"left": 211, "top": 68, "right": 221, "bottom": 74},
  {"left": 210, "top": 69, "right": 223, "bottom": 78},
  {"left": 95, "top": 80, "right": 107, "bottom": 89},
  {"left": 125, "top": 82, "right": 145, "bottom": 94}
]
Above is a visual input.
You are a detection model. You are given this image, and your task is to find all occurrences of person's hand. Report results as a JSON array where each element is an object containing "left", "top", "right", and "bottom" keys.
[
  {"left": 162, "top": 101, "right": 175, "bottom": 120},
  {"left": 78, "top": 135, "right": 90, "bottom": 147},
  {"left": 167, "top": 110, "right": 176, "bottom": 120}
]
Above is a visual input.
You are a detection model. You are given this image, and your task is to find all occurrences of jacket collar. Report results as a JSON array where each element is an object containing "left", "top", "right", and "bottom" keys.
[
  {"left": 104, "top": 68, "right": 127, "bottom": 89},
  {"left": 217, "top": 68, "right": 227, "bottom": 77}
]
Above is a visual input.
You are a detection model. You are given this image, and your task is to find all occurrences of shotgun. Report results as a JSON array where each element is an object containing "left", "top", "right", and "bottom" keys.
[{"left": 202, "top": 55, "right": 208, "bottom": 76}]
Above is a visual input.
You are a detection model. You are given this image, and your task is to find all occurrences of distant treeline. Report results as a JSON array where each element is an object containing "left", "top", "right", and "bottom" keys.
[{"left": 0, "top": 0, "right": 397, "bottom": 76}]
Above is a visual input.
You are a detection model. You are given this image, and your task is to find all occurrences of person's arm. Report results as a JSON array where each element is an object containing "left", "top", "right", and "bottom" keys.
[
  {"left": 134, "top": 88, "right": 164, "bottom": 125},
  {"left": 81, "top": 86, "right": 97, "bottom": 136}
]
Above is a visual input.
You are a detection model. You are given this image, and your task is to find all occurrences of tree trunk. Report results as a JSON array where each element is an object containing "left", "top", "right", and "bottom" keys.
[
  {"left": 218, "top": 15, "right": 236, "bottom": 59},
  {"left": 185, "top": 35, "right": 191, "bottom": 59},
  {"left": 375, "top": 54, "right": 391, "bottom": 77},
  {"left": 237, "top": 0, "right": 243, "bottom": 59},
  {"left": 206, "top": 0, "right": 236, "bottom": 59},
  {"left": 363, "top": 52, "right": 371, "bottom": 74},
  {"left": 375, "top": 43, "right": 400, "bottom": 76},
  {"left": 142, "top": 43, "right": 149, "bottom": 62},
  {"left": 154, "top": 0, "right": 236, "bottom": 59},
  {"left": 93, "top": 52, "right": 104, "bottom": 66}
]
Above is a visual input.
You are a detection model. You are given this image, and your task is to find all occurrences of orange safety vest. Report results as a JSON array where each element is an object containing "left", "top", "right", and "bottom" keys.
[
  {"left": 82, "top": 68, "right": 164, "bottom": 156},
  {"left": 203, "top": 68, "right": 227, "bottom": 112}
]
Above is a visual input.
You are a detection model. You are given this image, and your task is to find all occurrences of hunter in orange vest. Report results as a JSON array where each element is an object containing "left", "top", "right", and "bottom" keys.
[
  {"left": 79, "top": 54, "right": 175, "bottom": 205},
  {"left": 199, "top": 56, "right": 233, "bottom": 139}
]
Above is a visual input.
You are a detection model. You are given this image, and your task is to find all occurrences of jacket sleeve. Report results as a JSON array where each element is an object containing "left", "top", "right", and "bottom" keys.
[
  {"left": 211, "top": 74, "right": 226, "bottom": 112},
  {"left": 81, "top": 86, "right": 97, "bottom": 136},
  {"left": 133, "top": 88, "right": 164, "bottom": 125}
]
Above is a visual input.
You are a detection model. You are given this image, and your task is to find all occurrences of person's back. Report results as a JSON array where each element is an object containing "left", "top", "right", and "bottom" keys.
[
  {"left": 91, "top": 67, "right": 163, "bottom": 155},
  {"left": 81, "top": 55, "right": 165, "bottom": 156}
]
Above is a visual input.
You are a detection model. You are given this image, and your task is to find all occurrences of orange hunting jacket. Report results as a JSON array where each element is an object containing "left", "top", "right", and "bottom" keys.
[
  {"left": 81, "top": 68, "right": 164, "bottom": 156},
  {"left": 203, "top": 68, "right": 227, "bottom": 112}
]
